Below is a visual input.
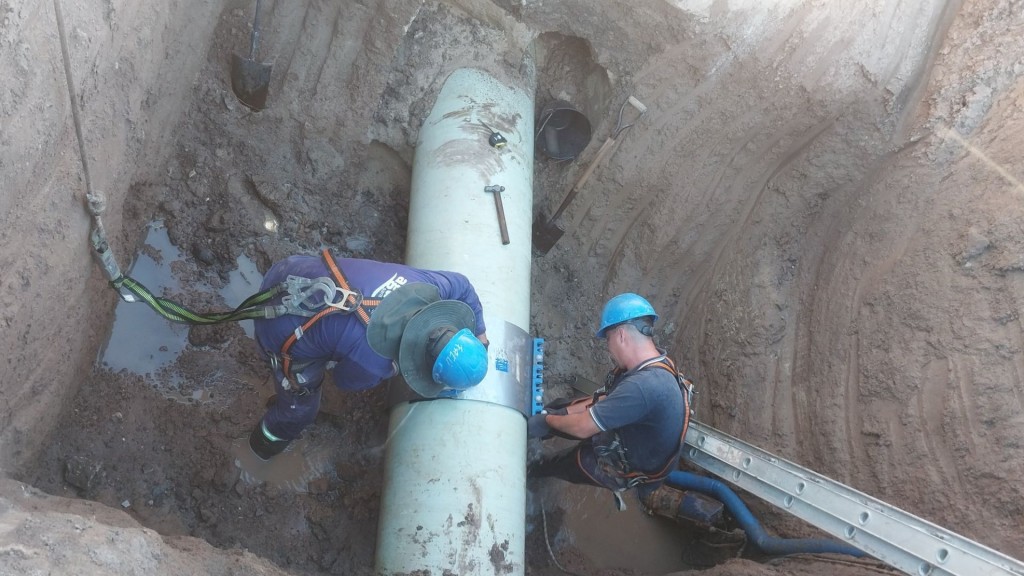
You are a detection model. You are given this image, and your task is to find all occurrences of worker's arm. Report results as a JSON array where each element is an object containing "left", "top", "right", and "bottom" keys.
[
  {"left": 545, "top": 391, "right": 605, "bottom": 415},
  {"left": 526, "top": 391, "right": 608, "bottom": 438},
  {"left": 547, "top": 410, "right": 600, "bottom": 439},
  {"left": 527, "top": 390, "right": 610, "bottom": 439},
  {"left": 432, "top": 270, "right": 487, "bottom": 336}
]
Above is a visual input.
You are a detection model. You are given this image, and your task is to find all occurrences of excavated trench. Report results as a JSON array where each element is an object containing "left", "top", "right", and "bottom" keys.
[{"left": 3, "top": 1, "right": 1024, "bottom": 575}]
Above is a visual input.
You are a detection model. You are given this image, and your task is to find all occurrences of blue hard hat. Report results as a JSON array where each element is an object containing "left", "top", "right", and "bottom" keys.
[
  {"left": 397, "top": 299, "right": 484, "bottom": 397},
  {"left": 431, "top": 328, "right": 488, "bottom": 390},
  {"left": 595, "top": 293, "right": 659, "bottom": 338}
]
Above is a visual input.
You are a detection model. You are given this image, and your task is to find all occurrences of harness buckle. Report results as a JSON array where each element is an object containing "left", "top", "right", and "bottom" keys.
[
  {"left": 625, "top": 475, "right": 650, "bottom": 489},
  {"left": 610, "top": 475, "right": 653, "bottom": 511},
  {"left": 323, "top": 286, "right": 362, "bottom": 312},
  {"left": 280, "top": 275, "right": 363, "bottom": 316}
]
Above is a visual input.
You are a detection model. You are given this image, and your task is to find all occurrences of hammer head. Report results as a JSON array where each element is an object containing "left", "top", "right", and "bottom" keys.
[{"left": 484, "top": 185, "right": 506, "bottom": 195}]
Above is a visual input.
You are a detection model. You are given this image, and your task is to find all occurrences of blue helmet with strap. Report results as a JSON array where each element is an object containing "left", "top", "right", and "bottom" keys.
[
  {"left": 391, "top": 295, "right": 487, "bottom": 397},
  {"left": 596, "top": 293, "right": 659, "bottom": 338},
  {"left": 431, "top": 328, "right": 488, "bottom": 390}
]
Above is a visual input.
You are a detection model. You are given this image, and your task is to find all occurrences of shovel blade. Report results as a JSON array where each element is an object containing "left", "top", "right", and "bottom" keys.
[
  {"left": 230, "top": 53, "right": 272, "bottom": 111},
  {"left": 532, "top": 217, "right": 565, "bottom": 255}
]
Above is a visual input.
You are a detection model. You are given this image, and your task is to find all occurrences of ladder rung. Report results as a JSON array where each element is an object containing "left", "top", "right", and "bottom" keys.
[{"left": 684, "top": 421, "right": 1024, "bottom": 576}]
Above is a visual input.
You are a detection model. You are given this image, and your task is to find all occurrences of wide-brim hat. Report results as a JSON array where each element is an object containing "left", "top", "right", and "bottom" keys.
[
  {"left": 398, "top": 300, "right": 476, "bottom": 398},
  {"left": 366, "top": 283, "right": 441, "bottom": 360}
]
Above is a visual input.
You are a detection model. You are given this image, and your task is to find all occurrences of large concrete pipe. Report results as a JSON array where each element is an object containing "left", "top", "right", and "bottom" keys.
[{"left": 375, "top": 67, "right": 535, "bottom": 574}]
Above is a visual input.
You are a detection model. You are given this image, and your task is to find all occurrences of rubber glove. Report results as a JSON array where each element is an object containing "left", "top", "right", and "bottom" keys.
[{"left": 527, "top": 413, "right": 552, "bottom": 439}]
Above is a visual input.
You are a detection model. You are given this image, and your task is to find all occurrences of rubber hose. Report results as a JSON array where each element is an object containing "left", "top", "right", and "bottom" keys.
[{"left": 665, "top": 471, "right": 866, "bottom": 558}]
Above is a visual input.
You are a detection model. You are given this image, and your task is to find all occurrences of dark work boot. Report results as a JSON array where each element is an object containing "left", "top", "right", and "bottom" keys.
[{"left": 248, "top": 422, "right": 290, "bottom": 461}]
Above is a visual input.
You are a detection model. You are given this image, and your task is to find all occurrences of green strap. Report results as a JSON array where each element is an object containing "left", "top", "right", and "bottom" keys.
[{"left": 112, "top": 275, "right": 284, "bottom": 325}]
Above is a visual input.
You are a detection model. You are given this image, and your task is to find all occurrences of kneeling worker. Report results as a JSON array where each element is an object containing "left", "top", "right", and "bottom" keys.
[{"left": 528, "top": 293, "right": 692, "bottom": 509}]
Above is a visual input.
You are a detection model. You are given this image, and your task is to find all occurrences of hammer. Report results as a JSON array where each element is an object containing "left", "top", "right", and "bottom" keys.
[{"left": 484, "top": 185, "right": 510, "bottom": 245}]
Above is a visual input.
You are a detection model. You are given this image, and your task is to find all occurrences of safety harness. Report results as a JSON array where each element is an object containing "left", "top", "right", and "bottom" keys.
[
  {"left": 587, "top": 354, "right": 695, "bottom": 510},
  {"left": 275, "top": 250, "right": 382, "bottom": 390},
  {"left": 99, "top": 244, "right": 379, "bottom": 390}
]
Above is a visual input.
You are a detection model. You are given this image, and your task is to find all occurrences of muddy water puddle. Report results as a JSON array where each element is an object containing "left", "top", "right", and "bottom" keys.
[
  {"left": 552, "top": 483, "right": 690, "bottom": 573},
  {"left": 98, "top": 222, "right": 190, "bottom": 376},
  {"left": 229, "top": 434, "right": 342, "bottom": 493},
  {"left": 98, "top": 221, "right": 261, "bottom": 400}
]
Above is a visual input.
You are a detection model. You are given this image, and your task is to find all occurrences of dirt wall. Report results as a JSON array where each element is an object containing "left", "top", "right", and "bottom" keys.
[
  {"left": 528, "top": 0, "right": 1024, "bottom": 563},
  {"left": 0, "top": 477, "right": 294, "bottom": 575},
  {"left": 0, "top": 0, "right": 224, "bottom": 470}
]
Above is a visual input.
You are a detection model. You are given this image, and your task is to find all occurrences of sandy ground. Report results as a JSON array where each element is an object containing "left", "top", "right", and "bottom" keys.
[{"left": 2, "top": 0, "right": 1024, "bottom": 575}]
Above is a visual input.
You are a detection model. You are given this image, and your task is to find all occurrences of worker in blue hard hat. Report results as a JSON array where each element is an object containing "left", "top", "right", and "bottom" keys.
[
  {"left": 528, "top": 293, "right": 692, "bottom": 510},
  {"left": 248, "top": 250, "right": 489, "bottom": 460}
]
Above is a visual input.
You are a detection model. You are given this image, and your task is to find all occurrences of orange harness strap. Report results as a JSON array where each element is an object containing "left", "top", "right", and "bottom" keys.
[
  {"left": 278, "top": 249, "right": 382, "bottom": 385},
  {"left": 639, "top": 358, "right": 692, "bottom": 482},
  {"left": 280, "top": 307, "right": 336, "bottom": 382},
  {"left": 320, "top": 249, "right": 381, "bottom": 325},
  {"left": 600, "top": 357, "right": 692, "bottom": 485}
]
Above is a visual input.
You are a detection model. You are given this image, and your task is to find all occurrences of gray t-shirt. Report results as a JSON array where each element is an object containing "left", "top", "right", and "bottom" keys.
[{"left": 589, "top": 361, "right": 686, "bottom": 473}]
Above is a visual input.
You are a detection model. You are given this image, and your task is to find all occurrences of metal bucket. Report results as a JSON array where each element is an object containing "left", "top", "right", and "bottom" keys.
[{"left": 536, "top": 100, "right": 592, "bottom": 160}]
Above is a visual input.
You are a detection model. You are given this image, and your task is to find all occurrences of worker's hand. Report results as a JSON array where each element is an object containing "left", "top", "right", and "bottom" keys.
[
  {"left": 477, "top": 332, "right": 489, "bottom": 349},
  {"left": 542, "top": 404, "right": 568, "bottom": 416},
  {"left": 544, "top": 397, "right": 574, "bottom": 411},
  {"left": 527, "top": 413, "right": 552, "bottom": 439}
]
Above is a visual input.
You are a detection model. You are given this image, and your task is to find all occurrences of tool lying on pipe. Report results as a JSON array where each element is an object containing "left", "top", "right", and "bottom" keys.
[{"left": 484, "top": 185, "right": 510, "bottom": 245}]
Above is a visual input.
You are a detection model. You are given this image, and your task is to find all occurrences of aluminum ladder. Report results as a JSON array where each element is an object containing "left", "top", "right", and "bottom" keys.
[{"left": 684, "top": 420, "right": 1024, "bottom": 576}]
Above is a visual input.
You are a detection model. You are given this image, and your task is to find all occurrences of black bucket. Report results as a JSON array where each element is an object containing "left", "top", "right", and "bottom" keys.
[{"left": 536, "top": 100, "right": 592, "bottom": 161}]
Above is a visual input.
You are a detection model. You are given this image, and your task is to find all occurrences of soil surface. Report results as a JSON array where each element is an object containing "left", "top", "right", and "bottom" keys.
[{"left": 3, "top": 0, "right": 1024, "bottom": 575}]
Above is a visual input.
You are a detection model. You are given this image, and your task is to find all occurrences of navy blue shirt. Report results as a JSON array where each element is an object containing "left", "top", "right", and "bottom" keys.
[
  {"left": 588, "top": 359, "right": 685, "bottom": 474},
  {"left": 253, "top": 255, "right": 486, "bottom": 391}
]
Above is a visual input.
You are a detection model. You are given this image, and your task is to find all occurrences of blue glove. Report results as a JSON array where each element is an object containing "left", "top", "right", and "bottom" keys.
[{"left": 527, "top": 413, "right": 552, "bottom": 439}]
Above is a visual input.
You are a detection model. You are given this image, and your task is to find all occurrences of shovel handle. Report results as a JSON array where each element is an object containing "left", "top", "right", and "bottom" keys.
[
  {"left": 550, "top": 135, "right": 619, "bottom": 222},
  {"left": 248, "top": 0, "right": 263, "bottom": 59},
  {"left": 494, "top": 192, "right": 510, "bottom": 245}
]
